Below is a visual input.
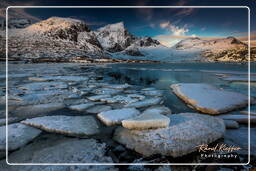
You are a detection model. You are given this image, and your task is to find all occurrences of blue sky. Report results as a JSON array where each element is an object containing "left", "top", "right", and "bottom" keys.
[{"left": 1, "top": 0, "right": 255, "bottom": 46}]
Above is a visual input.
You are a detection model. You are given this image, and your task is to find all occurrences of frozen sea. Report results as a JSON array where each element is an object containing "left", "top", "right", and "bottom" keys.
[{"left": 100, "top": 62, "right": 256, "bottom": 113}]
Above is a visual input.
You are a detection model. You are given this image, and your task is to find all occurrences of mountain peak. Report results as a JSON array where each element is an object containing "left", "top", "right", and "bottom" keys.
[
  {"left": 46, "top": 17, "right": 85, "bottom": 24},
  {"left": 174, "top": 36, "right": 247, "bottom": 50},
  {"left": 97, "top": 22, "right": 125, "bottom": 32},
  {"left": 226, "top": 36, "right": 236, "bottom": 39},
  {"left": 185, "top": 37, "right": 201, "bottom": 40},
  {"left": 26, "top": 17, "right": 90, "bottom": 33},
  {"left": 224, "top": 36, "right": 245, "bottom": 45},
  {"left": 94, "top": 21, "right": 160, "bottom": 52},
  {"left": 25, "top": 16, "right": 90, "bottom": 41}
]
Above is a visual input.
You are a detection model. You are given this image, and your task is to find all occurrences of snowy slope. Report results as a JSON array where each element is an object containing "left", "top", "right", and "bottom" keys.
[
  {"left": 168, "top": 37, "right": 249, "bottom": 62},
  {"left": 6, "top": 17, "right": 105, "bottom": 60},
  {"left": 94, "top": 22, "right": 137, "bottom": 52},
  {"left": 173, "top": 37, "right": 247, "bottom": 51},
  {"left": 94, "top": 22, "right": 161, "bottom": 53},
  {"left": 26, "top": 17, "right": 90, "bottom": 41},
  {"left": 111, "top": 45, "right": 202, "bottom": 62}
]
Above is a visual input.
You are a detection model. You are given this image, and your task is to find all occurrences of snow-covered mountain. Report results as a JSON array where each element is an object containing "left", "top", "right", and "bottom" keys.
[
  {"left": 0, "top": 16, "right": 252, "bottom": 62},
  {"left": 26, "top": 17, "right": 90, "bottom": 41},
  {"left": 94, "top": 22, "right": 136, "bottom": 52},
  {"left": 172, "top": 37, "right": 249, "bottom": 62},
  {"left": 173, "top": 37, "right": 247, "bottom": 51},
  {"left": 5, "top": 17, "right": 105, "bottom": 60},
  {"left": 94, "top": 22, "right": 161, "bottom": 54},
  {"left": 3, "top": 17, "right": 162, "bottom": 61}
]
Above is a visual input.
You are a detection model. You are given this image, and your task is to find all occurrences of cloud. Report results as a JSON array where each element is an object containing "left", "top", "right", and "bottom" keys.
[
  {"left": 160, "top": 21, "right": 170, "bottom": 28},
  {"left": 201, "top": 27, "right": 206, "bottom": 31},
  {"left": 160, "top": 21, "right": 189, "bottom": 36},
  {"left": 0, "top": 0, "right": 40, "bottom": 21},
  {"left": 174, "top": 8, "right": 196, "bottom": 17}
]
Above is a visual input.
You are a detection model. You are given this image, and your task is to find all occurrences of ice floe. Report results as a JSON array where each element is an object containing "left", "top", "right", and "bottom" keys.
[
  {"left": 102, "top": 83, "right": 131, "bottom": 89},
  {"left": 21, "top": 115, "right": 99, "bottom": 137},
  {"left": 19, "top": 82, "right": 68, "bottom": 91},
  {"left": 101, "top": 95, "right": 139, "bottom": 104},
  {"left": 114, "top": 113, "right": 225, "bottom": 157},
  {"left": 124, "top": 97, "right": 163, "bottom": 108},
  {"left": 171, "top": 83, "right": 248, "bottom": 114},
  {"left": 142, "top": 106, "right": 172, "bottom": 115},
  {"left": 1, "top": 138, "right": 118, "bottom": 170},
  {"left": 87, "top": 94, "right": 111, "bottom": 101},
  {"left": 86, "top": 105, "right": 112, "bottom": 114},
  {"left": 12, "top": 103, "right": 65, "bottom": 117},
  {"left": 69, "top": 103, "right": 95, "bottom": 111},
  {"left": 0, "top": 123, "right": 41, "bottom": 151},
  {"left": 127, "top": 94, "right": 145, "bottom": 100},
  {"left": 28, "top": 75, "right": 89, "bottom": 82},
  {"left": 97, "top": 108, "right": 140, "bottom": 126},
  {"left": 122, "top": 112, "right": 170, "bottom": 130},
  {"left": 93, "top": 88, "right": 123, "bottom": 95},
  {"left": 141, "top": 90, "right": 163, "bottom": 97}
]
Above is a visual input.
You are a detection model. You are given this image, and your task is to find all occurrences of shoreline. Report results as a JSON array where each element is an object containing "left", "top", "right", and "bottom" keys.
[{"left": 0, "top": 58, "right": 254, "bottom": 65}]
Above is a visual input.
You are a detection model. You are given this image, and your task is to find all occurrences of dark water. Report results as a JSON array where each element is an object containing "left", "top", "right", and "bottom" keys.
[{"left": 98, "top": 62, "right": 256, "bottom": 113}]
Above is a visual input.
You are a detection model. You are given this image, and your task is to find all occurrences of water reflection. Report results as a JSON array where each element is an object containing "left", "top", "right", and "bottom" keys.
[{"left": 100, "top": 63, "right": 255, "bottom": 113}]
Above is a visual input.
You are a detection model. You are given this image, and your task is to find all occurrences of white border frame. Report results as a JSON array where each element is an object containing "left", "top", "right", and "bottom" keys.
[{"left": 5, "top": 6, "right": 251, "bottom": 166}]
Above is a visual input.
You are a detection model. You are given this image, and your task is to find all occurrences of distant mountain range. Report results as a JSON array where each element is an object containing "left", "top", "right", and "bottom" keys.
[
  {"left": 174, "top": 37, "right": 246, "bottom": 51},
  {"left": 0, "top": 17, "right": 253, "bottom": 62}
]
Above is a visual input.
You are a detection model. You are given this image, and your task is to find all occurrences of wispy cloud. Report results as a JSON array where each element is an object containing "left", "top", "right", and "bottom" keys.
[
  {"left": 200, "top": 27, "right": 206, "bottom": 31},
  {"left": 160, "top": 21, "right": 189, "bottom": 36},
  {"left": 174, "top": 8, "right": 196, "bottom": 17},
  {"left": 0, "top": 0, "right": 40, "bottom": 21}
]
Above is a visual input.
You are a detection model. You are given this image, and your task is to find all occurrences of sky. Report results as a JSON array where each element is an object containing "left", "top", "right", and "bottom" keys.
[{"left": 1, "top": 0, "right": 256, "bottom": 47}]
